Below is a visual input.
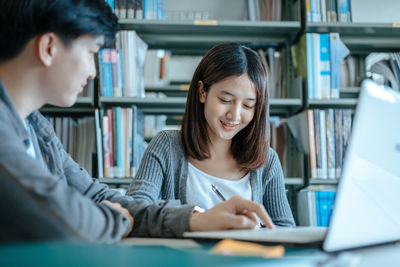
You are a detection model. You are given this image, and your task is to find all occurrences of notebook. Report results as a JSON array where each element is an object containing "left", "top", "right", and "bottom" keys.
[{"left": 184, "top": 80, "right": 400, "bottom": 252}]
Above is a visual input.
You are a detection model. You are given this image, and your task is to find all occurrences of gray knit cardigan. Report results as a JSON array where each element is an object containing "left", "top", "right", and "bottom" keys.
[{"left": 127, "top": 130, "right": 295, "bottom": 227}]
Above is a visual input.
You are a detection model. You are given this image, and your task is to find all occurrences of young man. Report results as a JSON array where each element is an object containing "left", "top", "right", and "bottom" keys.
[{"left": 0, "top": 0, "right": 274, "bottom": 244}]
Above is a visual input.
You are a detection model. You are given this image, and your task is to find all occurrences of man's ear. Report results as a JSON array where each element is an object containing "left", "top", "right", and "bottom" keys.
[
  {"left": 37, "top": 33, "right": 58, "bottom": 67},
  {"left": 198, "top": 80, "right": 207, "bottom": 103}
]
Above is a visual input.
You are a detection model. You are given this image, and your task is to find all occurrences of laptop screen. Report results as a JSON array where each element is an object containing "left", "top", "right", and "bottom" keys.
[{"left": 323, "top": 80, "right": 400, "bottom": 252}]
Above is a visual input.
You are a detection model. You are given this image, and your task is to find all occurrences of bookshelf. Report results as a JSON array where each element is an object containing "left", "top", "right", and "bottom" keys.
[
  {"left": 306, "top": 98, "right": 357, "bottom": 109},
  {"left": 119, "top": 19, "right": 301, "bottom": 54},
  {"left": 299, "top": 8, "right": 400, "bottom": 201},
  {"left": 100, "top": 96, "right": 186, "bottom": 115},
  {"left": 40, "top": 96, "right": 95, "bottom": 115},
  {"left": 100, "top": 96, "right": 303, "bottom": 116},
  {"left": 307, "top": 22, "right": 400, "bottom": 53}
]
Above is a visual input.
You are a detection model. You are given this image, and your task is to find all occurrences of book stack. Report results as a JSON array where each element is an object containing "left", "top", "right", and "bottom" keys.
[
  {"left": 107, "top": 0, "right": 166, "bottom": 20},
  {"left": 287, "top": 109, "right": 352, "bottom": 180},
  {"left": 306, "top": 0, "right": 351, "bottom": 23},
  {"left": 47, "top": 116, "right": 96, "bottom": 176},
  {"left": 248, "top": 0, "right": 285, "bottom": 21},
  {"left": 297, "top": 186, "right": 336, "bottom": 227},
  {"left": 98, "top": 31, "right": 148, "bottom": 97},
  {"left": 258, "top": 48, "right": 287, "bottom": 98},
  {"left": 95, "top": 106, "right": 147, "bottom": 179}
]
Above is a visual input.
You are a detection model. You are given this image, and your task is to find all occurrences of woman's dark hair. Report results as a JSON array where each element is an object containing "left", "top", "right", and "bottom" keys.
[
  {"left": 0, "top": 0, "right": 119, "bottom": 62},
  {"left": 181, "top": 43, "right": 270, "bottom": 171}
]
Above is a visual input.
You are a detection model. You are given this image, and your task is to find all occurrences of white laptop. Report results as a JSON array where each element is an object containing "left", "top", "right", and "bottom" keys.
[{"left": 184, "top": 80, "right": 400, "bottom": 252}]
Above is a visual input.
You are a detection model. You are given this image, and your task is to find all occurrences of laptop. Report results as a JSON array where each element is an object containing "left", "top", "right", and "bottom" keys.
[{"left": 184, "top": 79, "right": 400, "bottom": 252}]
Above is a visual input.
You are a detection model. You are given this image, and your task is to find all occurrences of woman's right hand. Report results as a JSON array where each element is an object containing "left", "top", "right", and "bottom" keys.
[{"left": 189, "top": 195, "right": 274, "bottom": 232}]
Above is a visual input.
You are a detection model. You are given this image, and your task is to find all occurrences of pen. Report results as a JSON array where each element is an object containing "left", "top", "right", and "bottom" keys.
[
  {"left": 211, "top": 184, "right": 266, "bottom": 228},
  {"left": 211, "top": 184, "right": 226, "bottom": 201}
]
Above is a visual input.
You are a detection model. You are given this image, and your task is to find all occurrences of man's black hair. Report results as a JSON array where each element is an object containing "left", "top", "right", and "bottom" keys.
[{"left": 0, "top": 0, "right": 119, "bottom": 62}]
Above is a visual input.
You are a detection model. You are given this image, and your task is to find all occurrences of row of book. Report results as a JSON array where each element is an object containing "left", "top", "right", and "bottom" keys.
[
  {"left": 270, "top": 117, "right": 304, "bottom": 179},
  {"left": 94, "top": 106, "right": 147, "bottom": 179},
  {"left": 367, "top": 53, "right": 400, "bottom": 91},
  {"left": 248, "top": 0, "right": 285, "bottom": 21},
  {"left": 297, "top": 187, "right": 336, "bottom": 227},
  {"left": 258, "top": 48, "right": 288, "bottom": 99},
  {"left": 47, "top": 116, "right": 96, "bottom": 176},
  {"left": 307, "top": 0, "right": 400, "bottom": 24},
  {"left": 306, "top": 0, "right": 351, "bottom": 23},
  {"left": 288, "top": 109, "right": 353, "bottom": 180},
  {"left": 98, "top": 31, "right": 147, "bottom": 97},
  {"left": 292, "top": 33, "right": 350, "bottom": 99},
  {"left": 107, "top": 0, "right": 166, "bottom": 20}
]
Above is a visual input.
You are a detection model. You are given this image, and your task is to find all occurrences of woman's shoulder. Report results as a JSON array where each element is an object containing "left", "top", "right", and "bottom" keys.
[
  {"left": 149, "top": 129, "right": 185, "bottom": 154},
  {"left": 151, "top": 129, "right": 181, "bottom": 143},
  {"left": 257, "top": 148, "right": 281, "bottom": 172}
]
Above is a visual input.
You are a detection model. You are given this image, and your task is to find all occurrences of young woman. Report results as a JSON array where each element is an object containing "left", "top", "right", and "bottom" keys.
[{"left": 127, "top": 43, "right": 295, "bottom": 227}]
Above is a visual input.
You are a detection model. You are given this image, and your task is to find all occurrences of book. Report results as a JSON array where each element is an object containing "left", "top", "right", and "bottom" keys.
[
  {"left": 329, "top": 33, "right": 350, "bottom": 99},
  {"left": 325, "top": 109, "right": 336, "bottom": 179},
  {"left": 318, "top": 34, "right": 331, "bottom": 99},
  {"left": 95, "top": 109, "right": 104, "bottom": 178}
]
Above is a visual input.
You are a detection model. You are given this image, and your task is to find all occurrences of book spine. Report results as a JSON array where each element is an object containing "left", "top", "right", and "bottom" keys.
[
  {"left": 107, "top": 109, "right": 114, "bottom": 178},
  {"left": 320, "top": 0, "right": 327, "bottom": 22},
  {"left": 313, "top": 34, "right": 321, "bottom": 99},
  {"left": 110, "top": 49, "right": 118, "bottom": 97},
  {"left": 94, "top": 109, "right": 104, "bottom": 178},
  {"left": 307, "top": 110, "right": 317, "bottom": 178},
  {"left": 334, "top": 109, "right": 343, "bottom": 178},
  {"left": 327, "top": 0, "right": 337, "bottom": 22},
  {"left": 311, "top": 0, "right": 322, "bottom": 22},
  {"left": 313, "top": 109, "right": 322, "bottom": 178},
  {"left": 306, "top": 34, "right": 315, "bottom": 99},
  {"left": 337, "top": 0, "right": 349, "bottom": 22},
  {"left": 319, "top": 33, "right": 331, "bottom": 99},
  {"left": 127, "top": 108, "right": 133, "bottom": 177},
  {"left": 319, "top": 109, "right": 328, "bottom": 179},
  {"left": 102, "top": 115, "right": 110, "bottom": 178},
  {"left": 326, "top": 109, "right": 336, "bottom": 179},
  {"left": 316, "top": 191, "right": 321, "bottom": 226}
]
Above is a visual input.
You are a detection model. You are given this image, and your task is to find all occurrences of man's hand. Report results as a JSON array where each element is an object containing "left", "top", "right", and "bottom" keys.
[
  {"left": 189, "top": 196, "right": 275, "bottom": 232},
  {"left": 102, "top": 200, "right": 134, "bottom": 235}
]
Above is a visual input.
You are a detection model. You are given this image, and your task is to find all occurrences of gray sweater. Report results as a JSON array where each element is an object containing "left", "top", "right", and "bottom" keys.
[
  {"left": 0, "top": 80, "right": 196, "bottom": 243},
  {"left": 127, "top": 130, "right": 295, "bottom": 227}
]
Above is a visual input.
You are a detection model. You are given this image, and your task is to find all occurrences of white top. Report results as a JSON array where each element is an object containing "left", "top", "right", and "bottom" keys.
[{"left": 186, "top": 162, "right": 252, "bottom": 210}]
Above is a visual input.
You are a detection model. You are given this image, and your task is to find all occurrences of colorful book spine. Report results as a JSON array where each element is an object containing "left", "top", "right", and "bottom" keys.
[
  {"left": 115, "top": 107, "right": 123, "bottom": 178},
  {"left": 307, "top": 110, "right": 317, "bottom": 178},
  {"left": 107, "top": 109, "right": 114, "bottom": 178},
  {"left": 306, "top": 34, "right": 315, "bottom": 99},
  {"left": 318, "top": 34, "right": 331, "bottom": 99},
  {"left": 102, "top": 115, "right": 110, "bottom": 178}
]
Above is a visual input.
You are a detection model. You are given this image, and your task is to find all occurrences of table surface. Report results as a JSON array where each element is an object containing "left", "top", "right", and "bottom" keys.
[{"left": 0, "top": 238, "right": 399, "bottom": 267}]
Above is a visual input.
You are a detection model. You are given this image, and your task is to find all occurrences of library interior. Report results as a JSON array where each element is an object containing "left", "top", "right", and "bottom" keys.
[{"left": 0, "top": 0, "right": 400, "bottom": 266}]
